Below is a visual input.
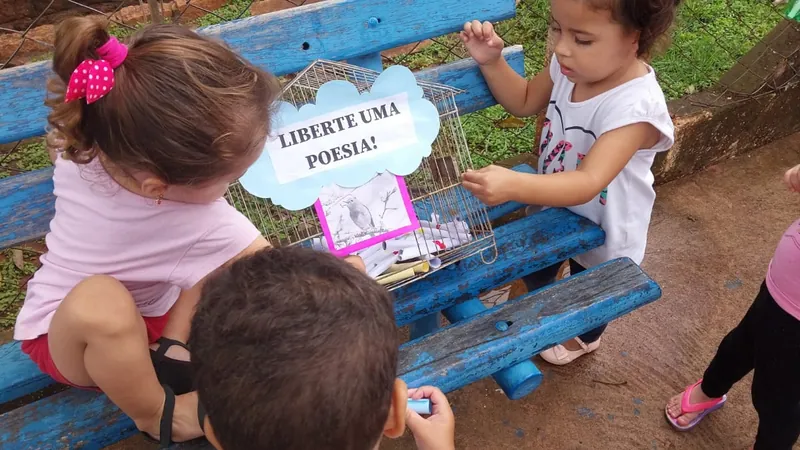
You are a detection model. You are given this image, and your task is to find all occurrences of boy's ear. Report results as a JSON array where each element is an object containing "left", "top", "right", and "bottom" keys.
[
  {"left": 204, "top": 416, "right": 224, "bottom": 450},
  {"left": 383, "top": 378, "right": 408, "bottom": 439}
]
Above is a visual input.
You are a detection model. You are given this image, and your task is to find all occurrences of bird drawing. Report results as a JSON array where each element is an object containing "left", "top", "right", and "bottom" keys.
[{"left": 343, "top": 197, "right": 375, "bottom": 231}]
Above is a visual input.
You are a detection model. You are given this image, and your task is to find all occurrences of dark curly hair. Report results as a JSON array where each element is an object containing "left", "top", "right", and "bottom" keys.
[{"left": 46, "top": 16, "right": 279, "bottom": 186}]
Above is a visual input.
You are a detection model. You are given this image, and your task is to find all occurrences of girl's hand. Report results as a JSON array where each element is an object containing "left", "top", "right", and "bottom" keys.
[
  {"left": 462, "top": 165, "right": 518, "bottom": 206},
  {"left": 406, "top": 386, "right": 455, "bottom": 450},
  {"left": 460, "top": 20, "right": 504, "bottom": 66},
  {"left": 784, "top": 164, "right": 800, "bottom": 192}
]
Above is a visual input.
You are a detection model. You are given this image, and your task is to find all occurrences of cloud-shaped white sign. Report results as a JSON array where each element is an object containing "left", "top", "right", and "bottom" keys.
[{"left": 240, "top": 65, "right": 441, "bottom": 210}]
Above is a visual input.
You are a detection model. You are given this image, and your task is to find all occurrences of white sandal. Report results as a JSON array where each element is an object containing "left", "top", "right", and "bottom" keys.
[{"left": 539, "top": 337, "right": 601, "bottom": 365}]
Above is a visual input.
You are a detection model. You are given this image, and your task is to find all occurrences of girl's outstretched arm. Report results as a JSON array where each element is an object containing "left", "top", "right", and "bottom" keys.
[
  {"left": 461, "top": 20, "right": 553, "bottom": 117},
  {"left": 462, "top": 122, "right": 660, "bottom": 206}
]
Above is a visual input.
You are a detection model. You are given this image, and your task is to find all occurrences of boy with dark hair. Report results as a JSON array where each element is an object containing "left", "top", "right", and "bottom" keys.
[{"left": 189, "top": 246, "right": 455, "bottom": 450}]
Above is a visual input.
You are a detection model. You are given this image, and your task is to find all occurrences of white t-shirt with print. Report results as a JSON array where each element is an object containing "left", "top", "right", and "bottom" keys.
[{"left": 537, "top": 55, "right": 675, "bottom": 268}]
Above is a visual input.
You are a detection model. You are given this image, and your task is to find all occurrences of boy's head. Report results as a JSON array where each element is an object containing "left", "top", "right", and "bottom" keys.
[{"left": 190, "top": 246, "right": 407, "bottom": 450}]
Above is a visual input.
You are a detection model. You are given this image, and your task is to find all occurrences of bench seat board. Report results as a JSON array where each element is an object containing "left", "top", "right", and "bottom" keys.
[
  {"left": 0, "top": 341, "right": 53, "bottom": 405},
  {"left": 398, "top": 258, "right": 661, "bottom": 392},
  {"left": 394, "top": 207, "right": 605, "bottom": 326},
  {"left": 0, "top": 388, "right": 136, "bottom": 450}
]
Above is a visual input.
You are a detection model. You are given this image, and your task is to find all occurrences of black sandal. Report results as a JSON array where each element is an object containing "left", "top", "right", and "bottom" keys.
[
  {"left": 143, "top": 385, "right": 207, "bottom": 449},
  {"left": 150, "top": 337, "right": 194, "bottom": 395}
]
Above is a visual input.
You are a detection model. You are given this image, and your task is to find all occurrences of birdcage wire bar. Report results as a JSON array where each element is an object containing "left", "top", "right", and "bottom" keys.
[{"left": 225, "top": 59, "right": 496, "bottom": 290}]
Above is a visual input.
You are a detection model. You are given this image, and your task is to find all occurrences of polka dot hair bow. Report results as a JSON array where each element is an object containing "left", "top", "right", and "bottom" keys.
[{"left": 65, "top": 36, "right": 128, "bottom": 104}]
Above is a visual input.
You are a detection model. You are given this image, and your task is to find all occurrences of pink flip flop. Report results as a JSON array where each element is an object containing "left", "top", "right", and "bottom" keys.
[{"left": 665, "top": 379, "right": 727, "bottom": 431}]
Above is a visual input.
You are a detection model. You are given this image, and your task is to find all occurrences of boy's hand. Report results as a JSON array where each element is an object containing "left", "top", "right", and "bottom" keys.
[
  {"left": 460, "top": 20, "right": 504, "bottom": 66},
  {"left": 785, "top": 164, "right": 800, "bottom": 192},
  {"left": 462, "top": 165, "right": 518, "bottom": 206},
  {"left": 406, "top": 386, "right": 455, "bottom": 450}
]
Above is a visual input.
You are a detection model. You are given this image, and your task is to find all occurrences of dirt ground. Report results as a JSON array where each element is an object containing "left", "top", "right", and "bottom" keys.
[
  {"left": 27, "top": 133, "right": 800, "bottom": 449},
  {"left": 381, "top": 133, "right": 800, "bottom": 450}
]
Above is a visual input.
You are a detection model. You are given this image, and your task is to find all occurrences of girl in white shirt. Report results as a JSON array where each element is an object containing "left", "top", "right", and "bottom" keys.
[{"left": 461, "top": 0, "right": 678, "bottom": 365}]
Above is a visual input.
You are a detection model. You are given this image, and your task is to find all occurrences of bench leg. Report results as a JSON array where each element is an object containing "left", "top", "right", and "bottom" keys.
[
  {"left": 409, "top": 313, "right": 441, "bottom": 340},
  {"left": 443, "top": 299, "right": 543, "bottom": 400}
]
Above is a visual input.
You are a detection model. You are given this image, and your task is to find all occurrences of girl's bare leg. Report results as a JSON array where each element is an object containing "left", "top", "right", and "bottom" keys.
[
  {"left": 47, "top": 275, "right": 203, "bottom": 441},
  {"left": 159, "top": 285, "right": 202, "bottom": 348}
]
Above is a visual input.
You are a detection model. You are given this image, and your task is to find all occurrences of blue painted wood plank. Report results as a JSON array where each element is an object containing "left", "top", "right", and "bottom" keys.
[
  {"left": 399, "top": 258, "right": 662, "bottom": 393},
  {"left": 416, "top": 46, "right": 524, "bottom": 115},
  {"left": 393, "top": 207, "right": 606, "bottom": 326},
  {"left": 0, "top": 341, "right": 54, "bottom": 405},
  {"left": 0, "top": 162, "right": 533, "bottom": 253},
  {"left": 200, "top": 0, "right": 516, "bottom": 77},
  {"left": 347, "top": 52, "right": 384, "bottom": 73},
  {"left": 0, "top": 46, "right": 524, "bottom": 145},
  {"left": 0, "top": 389, "right": 136, "bottom": 449},
  {"left": 0, "top": 0, "right": 517, "bottom": 144},
  {"left": 0, "top": 168, "right": 55, "bottom": 249}
]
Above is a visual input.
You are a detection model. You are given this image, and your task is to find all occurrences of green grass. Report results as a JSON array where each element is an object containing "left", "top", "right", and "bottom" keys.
[
  {"left": 195, "top": 0, "right": 253, "bottom": 27},
  {"left": 0, "top": 0, "right": 787, "bottom": 330},
  {"left": 0, "top": 249, "right": 38, "bottom": 329},
  {"left": 653, "top": 0, "right": 783, "bottom": 97},
  {"left": 0, "top": 139, "right": 51, "bottom": 179}
]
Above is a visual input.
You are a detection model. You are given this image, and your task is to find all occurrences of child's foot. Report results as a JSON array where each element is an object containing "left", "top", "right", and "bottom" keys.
[
  {"left": 665, "top": 380, "right": 726, "bottom": 431},
  {"left": 171, "top": 392, "right": 205, "bottom": 442},
  {"left": 139, "top": 387, "right": 205, "bottom": 445},
  {"left": 539, "top": 337, "right": 600, "bottom": 365}
]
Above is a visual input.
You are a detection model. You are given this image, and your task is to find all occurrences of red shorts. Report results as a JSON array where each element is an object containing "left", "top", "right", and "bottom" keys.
[{"left": 20, "top": 312, "right": 170, "bottom": 390}]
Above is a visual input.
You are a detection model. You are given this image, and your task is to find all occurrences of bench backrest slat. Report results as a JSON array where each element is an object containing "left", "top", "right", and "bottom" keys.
[{"left": 0, "top": 0, "right": 517, "bottom": 145}]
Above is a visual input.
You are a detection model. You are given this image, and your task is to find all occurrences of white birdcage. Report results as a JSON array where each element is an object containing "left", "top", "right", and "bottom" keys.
[{"left": 226, "top": 59, "right": 496, "bottom": 290}]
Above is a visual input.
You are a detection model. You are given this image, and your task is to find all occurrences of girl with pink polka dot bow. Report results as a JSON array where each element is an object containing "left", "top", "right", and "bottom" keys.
[{"left": 14, "top": 16, "right": 281, "bottom": 447}]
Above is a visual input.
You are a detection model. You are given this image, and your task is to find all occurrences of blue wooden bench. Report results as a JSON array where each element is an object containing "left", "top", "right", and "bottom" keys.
[{"left": 0, "top": 0, "right": 662, "bottom": 447}]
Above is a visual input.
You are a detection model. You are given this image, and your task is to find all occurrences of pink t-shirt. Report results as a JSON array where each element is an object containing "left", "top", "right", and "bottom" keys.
[
  {"left": 766, "top": 218, "right": 800, "bottom": 321},
  {"left": 14, "top": 156, "right": 260, "bottom": 341}
]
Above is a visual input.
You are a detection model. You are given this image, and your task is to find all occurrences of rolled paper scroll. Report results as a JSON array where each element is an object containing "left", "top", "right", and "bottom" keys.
[
  {"left": 366, "top": 252, "right": 401, "bottom": 278},
  {"left": 395, "top": 238, "right": 459, "bottom": 261},
  {"left": 387, "top": 260, "right": 431, "bottom": 275},
  {"left": 309, "top": 237, "right": 329, "bottom": 252},
  {"left": 420, "top": 217, "right": 470, "bottom": 235},
  {"left": 356, "top": 244, "right": 381, "bottom": 262},
  {"left": 424, "top": 257, "right": 442, "bottom": 269},
  {"left": 376, "top": 267, "right": 416, "bottom": 285}
]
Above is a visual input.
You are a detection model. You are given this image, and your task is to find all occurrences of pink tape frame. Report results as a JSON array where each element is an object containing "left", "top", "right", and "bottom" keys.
[{"left": 314, "top": 175, "right": 419, "bottom": 257}]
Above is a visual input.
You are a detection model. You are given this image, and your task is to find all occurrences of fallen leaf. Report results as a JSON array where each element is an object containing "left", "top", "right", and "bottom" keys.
[
  {"left": 11, "top": 249, "right": 24, "bottom": 271},
  {"left": 496, "top": 116, "right": 527, "bottom": 129}
]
